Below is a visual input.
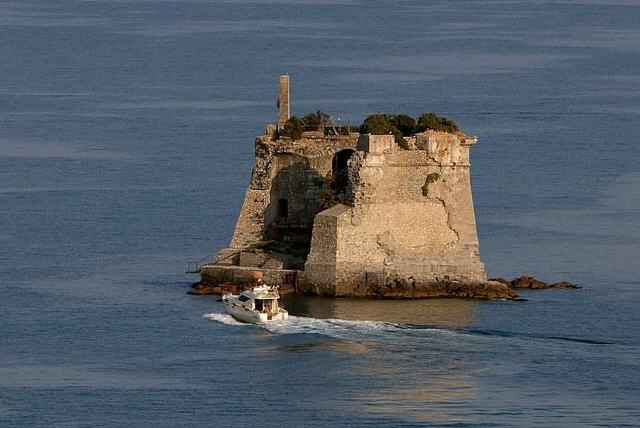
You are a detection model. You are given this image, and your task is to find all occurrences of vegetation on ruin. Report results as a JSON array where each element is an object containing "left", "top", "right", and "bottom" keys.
[
  {"left": 415, "top": 112, "right": 459, "bottom": 133},
  {"left": 358, "top": 112, "right": 459, "bottom": 149},
  {"left": 421, "top": 172, "right": 441, "bottom": 196},
  {"left": 279, "top": 111, "right": 458, "bottom": 144},
  {"left": 359, "top": 114, "right": 405, "bottom": 146},
  {"left": 301, "top": 110, "right": 331, "bottom": 128},
  {"left": 426, "top": 172, "right": 441, "bottom": 183},
  {"left": 282, "top": 116, "right": 303, "bottom": 139},
  {"left": 388, "top": 114, "right": 417, "bottom": 137}
]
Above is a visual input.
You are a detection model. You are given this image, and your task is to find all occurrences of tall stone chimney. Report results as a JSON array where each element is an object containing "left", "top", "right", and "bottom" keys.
[{"left": 277, "top": 74, "right": 290, "bottom": 127}]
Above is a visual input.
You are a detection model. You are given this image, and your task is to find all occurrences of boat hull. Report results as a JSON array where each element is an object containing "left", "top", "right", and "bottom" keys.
[{"left": 223, "top": 299, "right": 288, "bottom": 324}]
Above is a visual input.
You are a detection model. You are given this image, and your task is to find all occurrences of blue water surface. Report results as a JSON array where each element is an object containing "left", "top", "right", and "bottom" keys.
[{"left": 1, "top": 0, "right": 639, "bottom": 426}]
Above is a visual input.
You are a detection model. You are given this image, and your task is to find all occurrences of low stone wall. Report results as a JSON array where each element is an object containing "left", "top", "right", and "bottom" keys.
[
  {"left": 191, "top": 264, "right": 298, "bottom": 295},
  {"left": 306, "top": 261, "right": 508, "bottom": 298},
  {"left": 356, "top": 276, "right": 513, "bottom": 299},
  {"left": 192, "top": 260, "right": 515, "bottom": 299}
]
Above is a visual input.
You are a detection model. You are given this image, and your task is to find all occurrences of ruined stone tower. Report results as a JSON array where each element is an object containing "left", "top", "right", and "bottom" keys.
[
  {"left": 304, "top": 133, "right": 486, "bottom": 297},
  {"left": 197, "top": 77, "right": 509, "bottom": 299}
]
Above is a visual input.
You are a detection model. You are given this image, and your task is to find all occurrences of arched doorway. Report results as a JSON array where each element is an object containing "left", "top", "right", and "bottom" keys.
[{"left": 331, "top": 149, "right": 355, "bottom": 194}]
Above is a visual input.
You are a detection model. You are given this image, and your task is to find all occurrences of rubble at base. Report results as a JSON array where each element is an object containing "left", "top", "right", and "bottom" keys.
[
  {"left": 489, "top": 276, "right": 582, "bottom": 290},
  {"left": 190, "top": 268, "right": 516, "bottom": 300}
]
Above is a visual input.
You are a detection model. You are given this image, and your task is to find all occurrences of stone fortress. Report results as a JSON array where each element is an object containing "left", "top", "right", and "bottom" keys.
[{"left": 195, "top": 76, "right": 513, "bottom": 299}]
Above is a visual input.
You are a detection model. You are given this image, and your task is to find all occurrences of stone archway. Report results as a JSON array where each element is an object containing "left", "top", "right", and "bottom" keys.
[{"left": 331, "top": 149, "right": 355, "bottom": 195}]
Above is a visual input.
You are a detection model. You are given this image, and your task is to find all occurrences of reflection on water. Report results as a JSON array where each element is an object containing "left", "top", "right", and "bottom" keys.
[
  {"left": 207, "top": 300, "right": 480, "bottom": 425},
  {"left": 258, "top": 298, "right": 480, "bottom": 425},
  {"left": 255, "top": 333, "right": 371, "bottom": 356},
  {"left": 356, "top": 373, "right": 476, "bottom": 425},
  {"left": 240, "top": 309, "right": 479, "bottom": 425},
  {"left": 281, "top": 295, "right": 478, "bottom": 327}
]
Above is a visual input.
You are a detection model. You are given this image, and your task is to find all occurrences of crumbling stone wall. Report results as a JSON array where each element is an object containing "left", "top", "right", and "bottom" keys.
[
  {"left": 305, "top": 132, "right": 486, "bottom": 297},
  {"left": 206, "top": 125, "right": 493, "bottom": 298},
  {"left": 228, "top": 130, "right": 359, "bottom": 251}
]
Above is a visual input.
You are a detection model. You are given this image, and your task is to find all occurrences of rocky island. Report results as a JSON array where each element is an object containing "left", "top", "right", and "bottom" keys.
[{"left": 191, "top": 76, "right": 575, "bottom": 299}]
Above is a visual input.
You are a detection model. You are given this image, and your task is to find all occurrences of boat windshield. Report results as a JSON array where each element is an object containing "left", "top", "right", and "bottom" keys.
[
  {"left": 238, "top": 295, "right": 250, "bottom": 302},
  {"left": 255, "top": 299, "right": 274, "bottom": 313}
]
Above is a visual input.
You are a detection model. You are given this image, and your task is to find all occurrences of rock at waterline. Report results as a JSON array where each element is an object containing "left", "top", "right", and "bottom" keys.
[
  {"left": 488, "top": 278, "right": 511, "bottom": 287},
  {"left": 550, "top": 281, "right": 582, "bottom": 289},
  {"left": 489, "top": 276, "right": 581, "bottom": 290},
  {"left": 511, "top": 276, "right": 550, "bottom": 289}
]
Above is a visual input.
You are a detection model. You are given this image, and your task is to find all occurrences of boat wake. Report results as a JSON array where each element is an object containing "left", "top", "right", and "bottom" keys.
[
  {"left": 203, "top": 313, "right": 245, "bottom": 326},
  {"left": 203, "top": 312, "right": 612, "bottom": 347},
  {"left": 263, "top": 316, "right": 408, "bottom": 339},
  {"left": 203, "top": 312, "right": 455, "bottom": 342}
]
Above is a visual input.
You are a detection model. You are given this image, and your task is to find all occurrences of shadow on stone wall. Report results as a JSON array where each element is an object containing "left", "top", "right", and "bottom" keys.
[{"left": 262, "top": 162, "right": 327, "bottom": 261}]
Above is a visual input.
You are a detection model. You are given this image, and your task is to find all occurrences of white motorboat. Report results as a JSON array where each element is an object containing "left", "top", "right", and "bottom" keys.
[{"left": 222, "top": 283, "right": 288, "bottom": 324}]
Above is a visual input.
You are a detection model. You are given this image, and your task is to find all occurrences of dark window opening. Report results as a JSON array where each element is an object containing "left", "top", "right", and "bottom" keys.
[
  {"left": 277, "top": 199, "right": 288, "bottom": 218},
  {"left": 331, "top": 149, "right": 355, "bottom": 195}
]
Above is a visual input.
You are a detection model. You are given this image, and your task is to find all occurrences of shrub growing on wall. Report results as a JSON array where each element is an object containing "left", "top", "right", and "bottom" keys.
[
  {"left": 397, "top": 138, "right": 410, "bottom": 150},
  {"left": 421, "top": 172, "right": 440, "bottom": 196},
  {"left": 301, "top": 111, "right": 331, "bottom": 128},
  {"left": 281, "top": 110, "right": 459, "bottom": 144},
  {"left": 360, "top": 114, "right": 405, "bottom": 146},
  {"left": 283, "top": 116, "right": 303, "bottom": 140},
  {"left": 416, "top": 112, "right": 459, "bottom": 133},
  {"left": 388, "top": 114, "right": 417, "bottom": 137},
  {"left": 360, "top": 114, "right": 395, "bottom": 135}
]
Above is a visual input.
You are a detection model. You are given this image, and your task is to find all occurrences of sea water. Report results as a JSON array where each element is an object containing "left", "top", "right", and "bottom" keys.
[{"left": 1, "top": 0, "right": 639, "bottom": 426}]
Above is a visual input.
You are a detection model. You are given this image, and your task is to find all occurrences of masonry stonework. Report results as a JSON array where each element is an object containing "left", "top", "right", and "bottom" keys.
[
  {"left": 276, "top": 75, "right": 290, "bottom": 127},
  {"left": 196, "top": 99, "right": 512, "bottom": 298},
  {"left": 305, "top": 133, "right": 487, "bottom": 297}
]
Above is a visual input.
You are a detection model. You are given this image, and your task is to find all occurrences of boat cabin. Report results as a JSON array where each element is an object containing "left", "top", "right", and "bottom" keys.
[
  {"left": 254, "top": 298, "right": 278, "bottom": 314},
  {"left": 238, "top": 287, "right": 280, "bottom": 314}
]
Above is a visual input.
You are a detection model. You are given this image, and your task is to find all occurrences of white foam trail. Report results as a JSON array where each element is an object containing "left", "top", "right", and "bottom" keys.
[
  {"left": 203, "top": 312, "right": 398, "bottom": 337},
  {"left": 203, "top": 313, "right": 246, "bottom": 326},
  {"left": 262, "top": 316, "right": 436, "bottom": 341},
  {"left": 204, "top": 313, "right": 458, "bottom": 342}
]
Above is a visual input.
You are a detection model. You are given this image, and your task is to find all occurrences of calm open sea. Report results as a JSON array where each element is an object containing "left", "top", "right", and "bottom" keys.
[{"left": 1, "top": 0, "right": 640, "bottom": 426}]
